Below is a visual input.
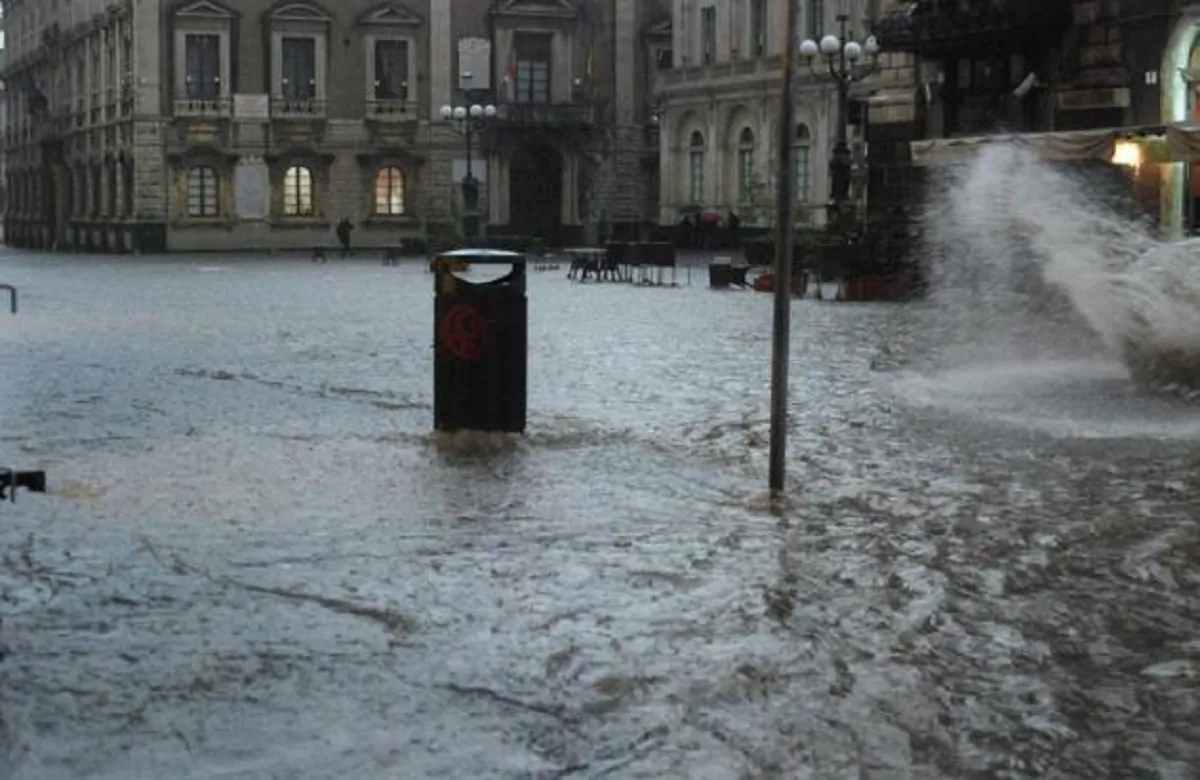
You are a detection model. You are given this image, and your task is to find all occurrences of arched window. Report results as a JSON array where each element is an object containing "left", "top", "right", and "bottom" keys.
[
  {"left": 187, "top": 166, "right": 218, "bottom": 217},
  {"left": 737, "top": 127, "right": 756, "bottom": 203},
  {"left": 282, "top": 165, "right": 313, "bottom": 216},
  {"left": 373, "top": 166, "right": 405, "bottom": 215},
  {"left": 793, "top": 123, "right": 811, "bottom": 203},
  {"left": 688, "top": 130, "right": 705, "bottom": 204}
]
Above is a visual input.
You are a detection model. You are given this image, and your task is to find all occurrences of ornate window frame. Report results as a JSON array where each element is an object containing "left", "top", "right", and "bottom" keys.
[
  {"left": 265, "top": 1, "right": 332, "bottom": 117},
  {"left": 358, "top": 3, "right": 422, "bottom": 118},
  {"left": 170, "top": 0, "right": 237, "bottom": 117}
]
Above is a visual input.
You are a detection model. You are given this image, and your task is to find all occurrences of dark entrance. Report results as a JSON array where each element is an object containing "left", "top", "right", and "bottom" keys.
[
  {"left": 508, "top": 143, "right": 562, "bottom": 244},
  {"left": 39, "top": 139, "right": 64, "bottom": 250}
]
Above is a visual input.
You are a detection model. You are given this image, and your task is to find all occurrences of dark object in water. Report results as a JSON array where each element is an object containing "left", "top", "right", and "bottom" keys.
[{"left": 1, "top": 470, "right": 46, "bottom": 502}]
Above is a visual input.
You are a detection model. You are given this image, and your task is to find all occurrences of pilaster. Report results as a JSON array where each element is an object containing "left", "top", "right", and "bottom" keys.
[{"left": 430, "top": 0, "right": 453, "bottom": 110}]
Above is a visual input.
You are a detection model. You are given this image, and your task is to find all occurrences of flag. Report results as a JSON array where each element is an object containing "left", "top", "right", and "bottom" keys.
[{"left": 507, "top": 53, "right": 518, "bottom": 101}]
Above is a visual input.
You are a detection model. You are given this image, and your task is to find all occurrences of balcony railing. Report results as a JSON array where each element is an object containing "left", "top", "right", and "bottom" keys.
[
  {"left": 873, "top": 0, "right": 1069, "bottom": 54},
  {"left": 173, "top": 96, "right": 232, "bottom": 118},
  {"left": 271, "top": 97, "right": 327, "bottom": 119},
  {"left": 660, "top": 56, "right": 783, "bottom": 86},
  {"left": 365, "top": 98, "right": 421, "bottom": 120},
  {"left": 493, "top": 101, "right": 593, "bottom": 127}
]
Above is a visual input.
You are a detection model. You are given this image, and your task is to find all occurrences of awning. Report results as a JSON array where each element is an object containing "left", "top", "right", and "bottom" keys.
[
  {"left": 910, "top": 128, "right": 1119, "bottom": 167},
  {"left": 1166, "top": 122, "right": 1200, "bottom": 158}
]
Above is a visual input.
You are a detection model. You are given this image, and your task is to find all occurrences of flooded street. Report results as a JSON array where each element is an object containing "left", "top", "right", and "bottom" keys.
[{"left": 2, "top": 252, "right": 1200, "bottom": 779}]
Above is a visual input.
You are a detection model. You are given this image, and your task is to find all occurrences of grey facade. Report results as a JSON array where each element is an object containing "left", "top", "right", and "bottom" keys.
[
  {"left": 0, "top": 0, "right": 664, "bottom": 253},
  {"left": 656, "top": 0, "right": 878, "bottom": 227}
]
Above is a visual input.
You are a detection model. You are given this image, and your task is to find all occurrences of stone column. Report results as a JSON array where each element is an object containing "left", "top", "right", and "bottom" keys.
[
  {"left": 658, "top": 112, "right": 672, "bottom": 222},
  {"left": 132, "top": 0, "right": 167, "bottom": 238},
  {"left": 429, "top": 0, "right": 452, "bottom": 111},
  {"left": 114, "top": 157, "right": 126, "bottom": 217},
  {"left": 613, "top": 0, "right": 637, "bottom": 126}
]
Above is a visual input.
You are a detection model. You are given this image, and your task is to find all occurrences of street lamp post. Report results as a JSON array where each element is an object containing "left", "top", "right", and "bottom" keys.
[
  {"left": 767, "top": 0, "right": 801, "bottom": 495},
  {"left": 798, "top": 16, "right": 880, "bottom": 214},
  {"left": 439, "top": 102, "right": 497, "bottom": 242}
]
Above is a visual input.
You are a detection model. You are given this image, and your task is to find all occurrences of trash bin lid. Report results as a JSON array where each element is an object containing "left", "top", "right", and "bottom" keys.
[{"left": 437, "top": 248, "right": 527, "bottom": 265}]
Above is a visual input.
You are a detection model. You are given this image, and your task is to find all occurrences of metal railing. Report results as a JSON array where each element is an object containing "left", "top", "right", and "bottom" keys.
[
  {"left": 173, "top": 96, "right": 232, "bottom": 118},
  {"left": 492, "top": 101, "right": 594, "bottom": 127},
  {"left": 271, "top": 97, "right": 328, "bottom": 118},
  {"left": 366, "top": 99, "right": 421, "bottom": 119}
]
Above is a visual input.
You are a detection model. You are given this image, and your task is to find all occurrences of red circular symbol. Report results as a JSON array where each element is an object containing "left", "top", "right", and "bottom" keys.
[{"left": 440, "top": 303, "right": 488, "bottom": 361}]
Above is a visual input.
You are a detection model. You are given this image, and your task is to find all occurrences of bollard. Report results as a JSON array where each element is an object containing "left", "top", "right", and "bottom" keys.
[
  {"left": 432, "top": 249, "right": 528, "bottom": 433},
  {"left": 0, "top": 284, "right": 15, "bottom": 313}
]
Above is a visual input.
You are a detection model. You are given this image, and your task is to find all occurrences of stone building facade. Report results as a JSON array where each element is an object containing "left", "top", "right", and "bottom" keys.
[
  {"left": 655, "top": 0, "right": 879, "bottom": 227},
  {"left": 865, "top": 1, "right": 1200, "bottom": 238},
  {"left": 0, "top": 0, "right": 665, "bottom": 253}
]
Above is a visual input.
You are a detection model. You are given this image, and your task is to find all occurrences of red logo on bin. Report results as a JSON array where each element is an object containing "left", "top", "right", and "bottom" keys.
[{"left": 440, "top": 303, "right": 488, "bottom": 362}]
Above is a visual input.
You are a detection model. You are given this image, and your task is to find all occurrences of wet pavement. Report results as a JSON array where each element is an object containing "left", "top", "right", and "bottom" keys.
[{"left": 1, "top": 251, "right": 1199, "bottom": 779}]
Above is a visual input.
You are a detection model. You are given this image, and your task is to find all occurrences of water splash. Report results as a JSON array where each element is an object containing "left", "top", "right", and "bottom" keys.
[{"left": 927, "top": 142, "right": 1200, "bottom": 393}]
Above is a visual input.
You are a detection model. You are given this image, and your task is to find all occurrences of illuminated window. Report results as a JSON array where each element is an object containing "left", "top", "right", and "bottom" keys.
[
  {"left": 373, "top": 166, "right": 405, "bottom": 215},
  {"left": 282, "top": 165, "right": 313, "bottom": 216}
]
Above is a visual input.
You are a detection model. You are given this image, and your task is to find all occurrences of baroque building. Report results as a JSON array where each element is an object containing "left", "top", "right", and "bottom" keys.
[
  {"left": 655, "top": 0, "right": 881, "bottom": 227},
  {"left": 1, "top": 0, "right": 665, "bottom": 253}
]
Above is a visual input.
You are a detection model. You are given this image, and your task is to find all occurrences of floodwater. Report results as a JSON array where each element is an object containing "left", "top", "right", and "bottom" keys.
[{"left": 2, "top": 252, "right": 1199, "bottom": 779}]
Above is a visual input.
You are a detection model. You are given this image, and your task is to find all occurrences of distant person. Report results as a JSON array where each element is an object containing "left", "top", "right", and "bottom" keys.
[{"left": 336, "top": 218, "right": 354, "bottom": 258}]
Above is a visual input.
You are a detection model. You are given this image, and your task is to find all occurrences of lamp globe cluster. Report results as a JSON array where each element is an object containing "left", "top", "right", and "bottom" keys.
[
  {"left": 439, "top": 103, "right": 497, "bottom": 121},
  {"left": 798, "top": 33, "right": 879, "bottom": 63}
]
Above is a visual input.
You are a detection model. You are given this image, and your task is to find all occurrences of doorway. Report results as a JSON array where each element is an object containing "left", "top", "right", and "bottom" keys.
[{"left": 508, "top": 143, "right": 562, "bottom": 243}]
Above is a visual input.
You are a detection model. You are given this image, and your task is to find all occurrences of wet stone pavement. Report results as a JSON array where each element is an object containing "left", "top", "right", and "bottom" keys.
[{"left": 1, "top": 251, "right": 1199, "bottom": 779}]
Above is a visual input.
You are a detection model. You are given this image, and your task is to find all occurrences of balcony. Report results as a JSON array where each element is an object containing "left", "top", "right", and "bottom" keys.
[
  {"left": 492, "top": 101, "right": 593, "bottom": 128},
  {"left": 366, "top": 98, "right": 421, "bottom": 121},
  {"left": 660, "top": 56, "right": 783, "bottom": 88},
  {"left": 271, "top": 97, "right": 327, "bottom": 119},
  {"left": 873, "top": 0, "right": 1070, "bottom": 55},
  {"left": 173, "top": 96, "right": 232, "bottom": 119}
]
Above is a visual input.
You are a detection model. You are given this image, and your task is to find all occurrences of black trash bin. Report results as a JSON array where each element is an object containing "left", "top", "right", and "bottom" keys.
[{"left": 433, "top": 249, "right": 528, "bottom": 433}]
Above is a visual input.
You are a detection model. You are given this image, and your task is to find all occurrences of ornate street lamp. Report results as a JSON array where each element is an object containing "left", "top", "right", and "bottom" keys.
[
  {"left": 798, "top": 15, "right": 880, "bottom": 212},
  {"left": 439, "top": 102, "right": 497, "bottom": 242}
]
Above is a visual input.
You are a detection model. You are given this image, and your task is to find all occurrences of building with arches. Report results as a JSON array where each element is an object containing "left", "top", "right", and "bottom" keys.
[
  {"left": 655, "top": 0, "right": 879, "bottom": 226},
  {"left": 0, "top": 0, "right": 667, "bottom": 253}
]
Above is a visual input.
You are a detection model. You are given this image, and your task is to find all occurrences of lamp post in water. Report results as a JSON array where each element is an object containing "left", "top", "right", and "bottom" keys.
[
  {"left": 798, "top": 16, "right": 880, "bottom": 216},
  {"left": 439, "top": 103, "right": 496, "bottom": 242},
  {"left": 768, "top": 0, "right": 800, "bottom": 494}
]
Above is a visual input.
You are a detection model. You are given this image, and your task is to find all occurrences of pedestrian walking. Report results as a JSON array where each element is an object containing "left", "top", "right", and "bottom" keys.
[{"left": 336, "top": 218, "right": 354, "bottom": 258}]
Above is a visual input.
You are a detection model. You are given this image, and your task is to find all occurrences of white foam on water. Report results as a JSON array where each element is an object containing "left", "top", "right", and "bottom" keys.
[
  {"left": 891, "top": 359, "right": 1200, "bottom": 439},
  {"left": 929, "top": 143, "right": 1200, "bottom": 368},
  {"left": 896, "top": 142, "right": 1200, "bottom": 432}
]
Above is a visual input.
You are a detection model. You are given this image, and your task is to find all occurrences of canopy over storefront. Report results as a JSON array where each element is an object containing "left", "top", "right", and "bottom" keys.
[
  {"left": 909, "top": 125, "right": 1181, "bottom": 167},
  {"left": 1166, "top": 122, "right": 1200, "bottom": 158}
]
